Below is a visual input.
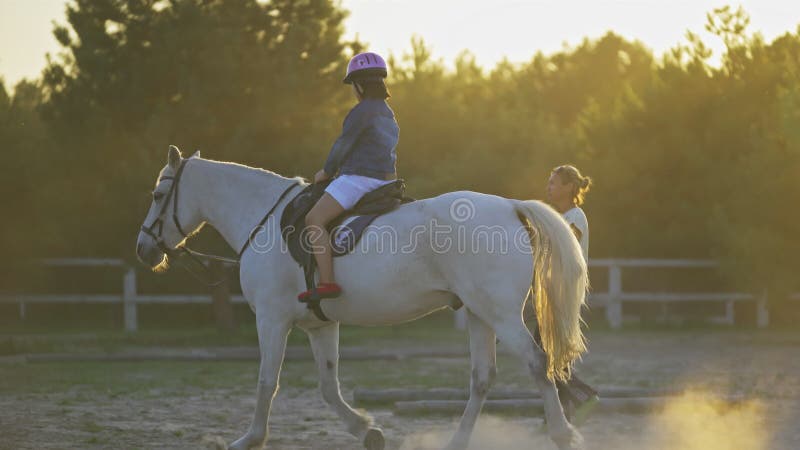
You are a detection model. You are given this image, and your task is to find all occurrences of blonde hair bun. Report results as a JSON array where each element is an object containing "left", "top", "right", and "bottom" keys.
[{"left": 551, "top": 165, "right": 592, "bottom": 206}]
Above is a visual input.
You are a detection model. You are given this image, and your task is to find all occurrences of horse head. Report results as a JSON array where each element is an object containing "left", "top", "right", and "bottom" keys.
[{"left": 135, "top": 145, "right": 202, "bottom": 269}]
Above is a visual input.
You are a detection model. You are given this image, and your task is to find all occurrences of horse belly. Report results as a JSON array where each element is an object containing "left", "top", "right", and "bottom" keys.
[
  {"left": 321, "top": 251, "right": 455, "bottom": 326},
  {"left": 325, "top": 289, "right": 456, "bottom": 326}
]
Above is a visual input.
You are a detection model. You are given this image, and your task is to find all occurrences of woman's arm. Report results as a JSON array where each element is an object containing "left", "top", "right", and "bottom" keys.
[
  {"left": 563, "top": 208, "right": 587, "bottom": 242},
  {"left": 570, "top": 223, "right": 583, "bottom": 241}
]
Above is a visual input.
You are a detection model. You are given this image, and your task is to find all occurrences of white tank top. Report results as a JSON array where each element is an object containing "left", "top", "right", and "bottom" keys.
[{"left": 562, "top": 206, "right": 589, "bottom": 263}]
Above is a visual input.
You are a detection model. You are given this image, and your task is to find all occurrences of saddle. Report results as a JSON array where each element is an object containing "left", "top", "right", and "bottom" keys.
[{"left": 280, "top": 178, "right": 414, "bottom": 320}]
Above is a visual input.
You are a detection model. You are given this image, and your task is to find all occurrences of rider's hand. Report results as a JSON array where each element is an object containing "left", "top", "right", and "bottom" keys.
[{"left": 314, "top": 169, "right": 330, "bottom": 183}]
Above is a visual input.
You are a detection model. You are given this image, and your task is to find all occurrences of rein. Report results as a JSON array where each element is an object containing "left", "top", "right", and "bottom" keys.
[{"left": 141, "top": 159, "right": 300, "bottom": 287}]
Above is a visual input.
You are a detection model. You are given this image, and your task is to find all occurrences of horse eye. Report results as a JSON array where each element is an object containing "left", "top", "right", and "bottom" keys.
[{"left": 153, "top": 192, "right": 164, "bottom": 201}]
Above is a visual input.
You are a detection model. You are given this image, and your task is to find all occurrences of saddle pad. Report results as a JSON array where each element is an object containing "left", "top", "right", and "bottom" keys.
[
  {"left": 280, "top": 179, "right": 411, "bottom": 265},
  {"left": 330, "top": 214, "right": 381, "bottom": 256}
]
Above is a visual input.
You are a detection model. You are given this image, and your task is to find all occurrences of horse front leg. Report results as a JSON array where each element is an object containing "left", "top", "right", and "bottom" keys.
[
  {"left": 445, "top": 310, "right": 497, "bottom": 450},
  {"left": 305, "top": 323, "right": 384, "bottom": 450},
  {"left": 229, "top": 316, "right": 291, "bottom": 450}
]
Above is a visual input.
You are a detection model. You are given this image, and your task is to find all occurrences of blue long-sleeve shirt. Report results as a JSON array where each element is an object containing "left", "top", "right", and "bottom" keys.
[{"left": 323, "top": 99, "right": 399, "bottom": 180}]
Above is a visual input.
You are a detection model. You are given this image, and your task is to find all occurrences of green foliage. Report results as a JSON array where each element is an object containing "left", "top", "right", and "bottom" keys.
[
  {"left": 0, "top": 78, "right": 49, "bottom": 260},
  {"left": 38, "top": 0, "right": 355, "bottom": 257},
  {"left": 1, "top": 4, "right": 798, "bottom": 300}
]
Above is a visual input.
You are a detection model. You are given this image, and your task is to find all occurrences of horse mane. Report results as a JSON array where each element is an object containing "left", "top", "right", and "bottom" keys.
[{"left": 191, "top": 156, "right": 307, "bottom": 186}]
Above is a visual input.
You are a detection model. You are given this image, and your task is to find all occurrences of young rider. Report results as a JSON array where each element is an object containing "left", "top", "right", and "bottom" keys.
[{"left": 298, "top": 52, "right": 399, "bottom": 302}]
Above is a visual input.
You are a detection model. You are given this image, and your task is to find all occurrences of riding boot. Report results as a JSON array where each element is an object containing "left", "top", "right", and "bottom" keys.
[{"left": 533, "top": 327, "right": 598, "bottom": 425}]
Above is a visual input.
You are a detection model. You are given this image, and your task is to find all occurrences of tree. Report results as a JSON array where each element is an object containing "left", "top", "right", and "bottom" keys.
[
  {"left": 3, "top": 3, "right": 799, "bottom": 308},
  {"left": 0, "top": 79, "right": 49, "bottom": 259},
  {"left": 39, "top": 0, "right": 356, "bottom": 257}
]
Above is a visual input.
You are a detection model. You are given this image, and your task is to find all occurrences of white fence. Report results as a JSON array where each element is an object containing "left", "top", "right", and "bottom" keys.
[
  {"left": 0, "top": 258, "right": 787, "bottom": 331},
  {"left": 587, "top": 259, "right": 769, "bottom": 329},
  {"left": 0, "top": 258, "right": 244, "bottom": 332},
  {"left": 454, "top": 258, "right": 773, "bottom": 330}
]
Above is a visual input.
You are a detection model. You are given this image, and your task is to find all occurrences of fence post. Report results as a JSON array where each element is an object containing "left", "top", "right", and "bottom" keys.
[
  {"left": 123, "top": 267, "right": 138, "bottom": 332},
  {"left": 606, "top": 263, "right": 623, "bottom": 329},
  {"left": 756, "top": 289, "right": 769, "bottom": 328},
  {"left": 724, "top": 300, "right": 735, "bottom": 325}
]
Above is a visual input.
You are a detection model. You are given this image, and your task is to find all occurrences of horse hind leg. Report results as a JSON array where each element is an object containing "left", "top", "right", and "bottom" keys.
[
  {"left": 444, "top": 310, "right": 497, "bottom": 450},
  {"left": 305, "top": 323, "right": 384, "bottom": 450},
  {"left": 492, "top": 319, "right": 585, "bottom": 450}
]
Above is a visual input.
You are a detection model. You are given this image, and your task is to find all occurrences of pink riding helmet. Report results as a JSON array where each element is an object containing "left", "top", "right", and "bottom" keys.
[{"left": 343, "top": 52, "right": 388, "bottom": 84}]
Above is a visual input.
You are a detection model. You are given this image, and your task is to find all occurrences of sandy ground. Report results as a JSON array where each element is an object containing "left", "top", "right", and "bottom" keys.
[{"left": 1, "top": 331, "right": 799, "bottom": 450}]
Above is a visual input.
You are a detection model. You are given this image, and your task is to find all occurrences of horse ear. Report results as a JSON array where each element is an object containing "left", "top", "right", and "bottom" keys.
[
  {"left": 168, "top": 145, "right": 182, "bottom": 168},
  {"left": 191, "top": 150, "right": 201, "bottom": 158}
]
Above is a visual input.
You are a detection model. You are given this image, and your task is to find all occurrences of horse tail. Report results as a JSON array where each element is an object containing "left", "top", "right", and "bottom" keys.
[{"left": 514, "top": 200, "right": 588, "bottom": 382}]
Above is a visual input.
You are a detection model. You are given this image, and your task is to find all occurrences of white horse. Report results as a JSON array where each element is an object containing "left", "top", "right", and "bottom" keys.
[{"left": 136, "top": 146, "right": 588, "bottom": 450}]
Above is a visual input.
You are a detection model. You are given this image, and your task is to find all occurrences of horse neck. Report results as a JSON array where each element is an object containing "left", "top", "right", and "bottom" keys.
[{"left": 188, "top": 159, "right": 299, "bottom": 253}]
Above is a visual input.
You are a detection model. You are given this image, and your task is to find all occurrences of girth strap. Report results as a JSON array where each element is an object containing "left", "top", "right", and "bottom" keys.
[
  {"left": 297, "top": 256, "right": 330, "bottom": 322},
  {"left": 299, "top": 294, "right": 331, "bottom": 322}
]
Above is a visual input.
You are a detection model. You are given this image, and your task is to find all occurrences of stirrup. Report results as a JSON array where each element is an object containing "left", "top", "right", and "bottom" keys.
[{"left": 297, "top": 282, "right": 342, "bottom": 301}]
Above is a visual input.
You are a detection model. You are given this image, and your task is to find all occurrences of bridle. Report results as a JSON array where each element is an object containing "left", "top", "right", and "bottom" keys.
[
  {"left": 140, "top": 159, "right": 191, "bottom": 254},
  {"left": 140, "top": 158, "right": 300, "bottom": 286},
  {"left": 139, "top": 158, "right": 220, "bottom": 285}
]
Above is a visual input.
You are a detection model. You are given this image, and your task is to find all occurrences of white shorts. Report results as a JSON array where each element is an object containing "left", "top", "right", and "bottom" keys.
[{"left": 325, "top": 174, "right": 395, "bottom": 210}]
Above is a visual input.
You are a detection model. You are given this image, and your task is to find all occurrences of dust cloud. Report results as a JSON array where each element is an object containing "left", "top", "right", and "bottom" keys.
[{"left": 399, "top": 390, "right": 772, "bottom": 450}]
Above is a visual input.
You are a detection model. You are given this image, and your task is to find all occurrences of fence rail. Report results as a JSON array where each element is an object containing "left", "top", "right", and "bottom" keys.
[
  {"left": 453, "top": 258, "right": 777, "bottom": 330},
  {"left": 0, "top": 258, "right": 791, "bottom": 331},
  {"left": 587, "top": 258, "right": 770, "bottom": 328},
  {"left": 0, "top": 259, "right": 243, "bottom": 332}
]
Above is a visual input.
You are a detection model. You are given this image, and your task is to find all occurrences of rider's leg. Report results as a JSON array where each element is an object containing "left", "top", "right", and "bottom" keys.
[{"left": 305, "top": 193, "right": 345, "bottom": 284}]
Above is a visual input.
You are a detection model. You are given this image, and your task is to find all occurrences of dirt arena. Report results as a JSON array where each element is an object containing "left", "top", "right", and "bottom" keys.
[{"left": 1, "top": 329, "right": 799, "bottom": 450}]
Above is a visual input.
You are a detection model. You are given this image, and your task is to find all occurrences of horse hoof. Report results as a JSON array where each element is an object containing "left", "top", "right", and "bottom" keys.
[
  {"left": 554, "top": 430, "right": 584, "bottom": 450},
  {"left": 228, "top": 432, "right": 265, "bottom": 450},
  {"left": 363, "top": 427, "right": 385, "bottom": 450}
]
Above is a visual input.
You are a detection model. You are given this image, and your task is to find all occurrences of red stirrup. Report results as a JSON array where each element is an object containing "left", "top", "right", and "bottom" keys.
[{"left": 297, "top": 283, "right": 342, "bottom": 301}]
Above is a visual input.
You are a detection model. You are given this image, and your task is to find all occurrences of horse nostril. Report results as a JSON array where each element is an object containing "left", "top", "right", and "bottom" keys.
[{"left": 137, "top": 242, "right": 144, "bottom": 255}]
